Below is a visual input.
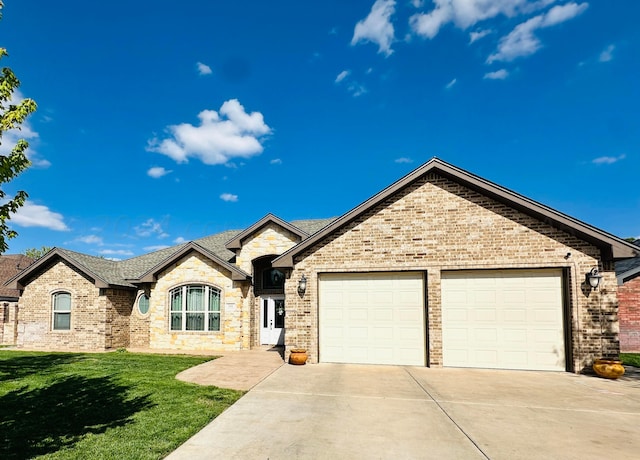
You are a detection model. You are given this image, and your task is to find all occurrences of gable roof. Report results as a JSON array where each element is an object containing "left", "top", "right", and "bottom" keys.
[
  {"left": 135, "top": 242, "right": 250, "bottom": 282},
  {"left": 273, "top": 158, "right": 638, "bottom": 268},
  {"left": 225, "top": 214, "right": 310, "bottom": 250},
  {"left": 6, "top": 218, "right": 335, "bottom": 290},
  {"left": 7, "top": 248, "right": 129, "bottom": 290},
  {"left": 616, "top": 240, "right": 640, "bottom": 284},
  {"left": 0, "top": 255, "right": 33, "bottom": 299}
]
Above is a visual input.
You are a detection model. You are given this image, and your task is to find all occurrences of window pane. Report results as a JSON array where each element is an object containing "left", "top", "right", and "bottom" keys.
[
  {"left": 186, "top": 286, "right": 204, "bottom": 312},
  {"left": 263, "top": 268, "right": 285, "bottom": 290},
  {"left": 208, "top": 312, "right": 220, "bottom": 331},
  {"left": 138, "top": 295, "right": 150, "bottom": 314},
  {"left": 54, "top": 312, "right": 70, "bottom": 330},
  {"left": 274, "top": 299, "right": 285, "bottom": 329},
  {"left": 54, "top": 293, "right": 71, "bottom": 312},
  {"left": 186, "top": 313, "right": 204, "bottom": 331},
  {"left": 170, "top": 313, "right": 182, "bottom": 330},
  {"left": 208, "top": 289, "right": 220, "bottom": 312},
  {"left": 170, "top": 289, "right": 182, "bottom": 312}
]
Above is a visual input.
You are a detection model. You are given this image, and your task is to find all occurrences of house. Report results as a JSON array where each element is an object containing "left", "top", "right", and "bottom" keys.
[
  {"left": 616, "top": 239, "right": 640, "bottom": 352},
  {"left": 4, "top": 158, "right": 637, "bottom": 373},
  {"left": 0, "top": 254, "right": 33, "bottom": 345}
]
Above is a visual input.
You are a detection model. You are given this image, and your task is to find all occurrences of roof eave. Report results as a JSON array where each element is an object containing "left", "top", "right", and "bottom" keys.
[
  {"left": 4, "top": 248, "right": 114, "bottom": 290},
  {"left": 225, "top": 214, "right": 308, "bottom": 250},
  {"left": 136, "top": 242, "right": 251, "bottom": 283},
  {"left": 273, "top": 158, "right": 639, "bottom": 268}
]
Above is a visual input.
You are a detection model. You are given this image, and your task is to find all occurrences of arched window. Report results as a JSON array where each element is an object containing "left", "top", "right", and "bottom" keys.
[
  {"left": 169, "top": 285, "right": 221, "bottom": 332},
  {"left": 52, "top": 292, "right": 71, "bottom": 330},
  {"left": 137, "top": 293, "right": 150, "bottom": 315}
]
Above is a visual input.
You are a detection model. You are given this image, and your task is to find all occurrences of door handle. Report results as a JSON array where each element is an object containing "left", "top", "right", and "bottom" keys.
[{"left": 270, "top": 319, "right": 273, "bottom": 330}]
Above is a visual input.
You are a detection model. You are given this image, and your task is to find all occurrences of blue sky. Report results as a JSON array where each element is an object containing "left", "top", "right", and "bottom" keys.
[{"left": 1, "top": 0, "right": 638, "bottom": 258}]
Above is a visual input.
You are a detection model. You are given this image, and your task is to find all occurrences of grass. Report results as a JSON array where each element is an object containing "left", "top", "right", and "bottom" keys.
[
  {"left": 0, "top": 351, "right": 243, "bottom": 459},
  {"left": 621, "top": 353, "right": 640, "bottom": 368}
]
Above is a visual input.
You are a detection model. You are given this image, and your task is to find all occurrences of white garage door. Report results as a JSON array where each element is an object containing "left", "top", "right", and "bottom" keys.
[
  {"left": 319, "top": 272, "right": 425, "bottom": 365},
  {"left": 441, "top": 269, "right": 566, "bottom": 371}
]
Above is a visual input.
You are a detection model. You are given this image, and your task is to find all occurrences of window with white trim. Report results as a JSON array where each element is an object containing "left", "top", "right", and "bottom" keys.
[
  {"left": 137, "top": 293, "right": 150, "bottom": 315},
  {"left": 52, "top": 292, "right": 71, "bottom": 330},
  {"left": 169, "top": 285, "right": 221, "bottom": 332}
]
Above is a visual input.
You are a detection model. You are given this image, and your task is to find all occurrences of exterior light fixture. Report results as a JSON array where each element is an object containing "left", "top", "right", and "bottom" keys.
[
  {"left": 298, "top": 274, "right": 307, "bottom": 296},
  {"left": 586, "top": 267, "right": 603, "bottom": 290}
]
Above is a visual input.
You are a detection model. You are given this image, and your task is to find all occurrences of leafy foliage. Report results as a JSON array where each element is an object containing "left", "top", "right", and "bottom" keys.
[
  {"left": 23, "top": 246, "right": 52, "bottom": 259},
  {"left": 0, "top": 1, "right": 37, "bottom": 254}
]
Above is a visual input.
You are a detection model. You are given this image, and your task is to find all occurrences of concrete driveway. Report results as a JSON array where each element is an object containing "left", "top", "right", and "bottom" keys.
[{"left": 168, "top": 364, "right": 640, "bottom": 459}]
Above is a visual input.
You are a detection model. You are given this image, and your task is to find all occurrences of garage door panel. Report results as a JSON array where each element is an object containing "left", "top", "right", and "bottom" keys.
[
  {"left": 442, "top": 269, "right": 565, "bottom": 372},
  {"left": 319, "top": 272, "right": 425, "bottom": 366}
]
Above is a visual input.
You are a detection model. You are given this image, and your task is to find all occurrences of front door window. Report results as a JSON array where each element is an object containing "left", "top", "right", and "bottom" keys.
[{"left": 261, "top": 297, "right": 285, "bottom": 345}]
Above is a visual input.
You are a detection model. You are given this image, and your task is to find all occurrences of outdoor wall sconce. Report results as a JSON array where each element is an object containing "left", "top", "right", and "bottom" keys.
[
  {"left": 586, "top": 267, "right": 603, "bottom": 290},
  {"left": 298, "top": 274, "right": 307, "bottom": 296}
]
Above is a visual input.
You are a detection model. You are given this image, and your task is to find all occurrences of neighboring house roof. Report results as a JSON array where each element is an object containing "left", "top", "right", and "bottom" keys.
[
  {"left": 5, "top": 218, "right": 335, "bottom": 290},
  {"left": 274, "top": 158, "right": 639, "bottom": 268},
  {"left": 0, "top": 254, "right": 33, "bottom": 300},
  {"left": 616, "top": 239, "right": 640, "bottom": 285}
]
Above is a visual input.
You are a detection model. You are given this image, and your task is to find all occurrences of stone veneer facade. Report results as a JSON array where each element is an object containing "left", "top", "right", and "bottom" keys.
[
  {"left": 284, "top": 173, "right": 619, "bottom": 373},
  {"left": 618, "top": 276, "right": 640, "bottom": 352}
]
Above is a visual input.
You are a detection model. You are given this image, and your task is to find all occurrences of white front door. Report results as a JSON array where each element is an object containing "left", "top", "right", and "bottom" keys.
[{"left": 260, "top": 297, "right": 285, "bottom": 345}]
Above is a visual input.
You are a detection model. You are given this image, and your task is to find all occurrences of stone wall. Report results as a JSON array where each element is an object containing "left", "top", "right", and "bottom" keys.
[
  {"left": 148, "top": 252, "right": 249, "bottom": 351},
  {"left": 284, "top": 173, "right": 615, "bottom": 373},
  {"left": 619, "top": 276, "right": 640, "bottom": 352},
  {"left": 234, "top": 223, "right": 300, "bottom": 347},
  {"left": 16, "top": 260, "right": 108, "bottom": 350}
]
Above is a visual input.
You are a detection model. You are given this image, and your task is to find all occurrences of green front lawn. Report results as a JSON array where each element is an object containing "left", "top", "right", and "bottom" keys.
[
  {"left": 621, "top": 353, "right": 640, "bottom": 368},
  {"left": 0, "top": 351, "right": 243, "bottom": 459}
]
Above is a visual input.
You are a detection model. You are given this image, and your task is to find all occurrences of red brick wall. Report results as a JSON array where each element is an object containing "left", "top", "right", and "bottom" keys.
[{"left": 619, "top": 276, "right": 640, "bottom": 352}]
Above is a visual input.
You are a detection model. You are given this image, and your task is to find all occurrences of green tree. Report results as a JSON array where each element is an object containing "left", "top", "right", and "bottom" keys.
[
  {"left": 24, "top": 246, "right": 52, "bottom": 259},
  {"left": 0, "top": 1, "right": 37, "bottom": 253}
]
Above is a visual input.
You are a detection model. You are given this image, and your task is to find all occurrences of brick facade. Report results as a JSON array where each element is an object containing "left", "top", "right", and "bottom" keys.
[
  {"left": 284, "top": 174, "right": 618, "bottom": 373},
  {"left": 619, "top": 276, "right": 640, "bottom": 352},
  {"left": 17, "top": 261, "right": 115, "bottom": 350}
]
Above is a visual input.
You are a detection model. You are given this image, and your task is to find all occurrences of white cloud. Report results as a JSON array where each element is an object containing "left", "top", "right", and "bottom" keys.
[
  {"left": 270, "top": 158, "right": 282, "bottom": 165},
  {"left": 410, "top": 0, "right": 557, "bottom": 39},
  {"left": 173, "top": 236, "right": 187, "bottom": 244},
  {"left": 134, "top": 218, "right": 169, "bottom": 238},
  {"left": 592, "top": 154, "right": 625, "bottom": 165},
  {"left": 143, "top": 245, "right": 171, "bottom": 251},
  {"left": 196, "top": 62, "right": 212, "bottom": 75},
  {"left": 599, "top": 44, "right": 615, "bottom": 63},
  {"left": 147, "top": 99, "right": 271, "bottom": 166},
  {"left": 445, "top": 78, "right": 457, "bottom": 89},
  {"left": 487, "top": 2, "right": 588, "bottom": 63},
  {"left": 395, "top": 157, "right": 413, "bottom": 164},
  {"left": 483, "top": 69, "right": 509, "bottom": 79},
  {"left": 347, "top": 83, "right": 368, "bottom": 97},
  {"left": 147, "top": 166, "right": 172, "bottom": 178},
  {"left": 0, "top": 89, "right": 50, "bottom": 168},
  {"left": 351, "top": 0, "right": 396, "bottom": 56},
  {"left": 77, "top": 235, "right": 104, "bottom": 245},
  {"left": 335, "top": 70, "right": 351, "bottom": 83},
  {"left": 411, "top": 0, "right": 424, "bottom": 7},
  {"left": 10, "top": 201, "right": 69, "bottom": 231},
  {"left": 469, "top": 28, "right": 492, "bottom": 44},
  {"left": 220, "top": 193, "right": 238, "bottom": 202},
  {"left": 99, "top": 249, "right": 134, "bottom": 257}
]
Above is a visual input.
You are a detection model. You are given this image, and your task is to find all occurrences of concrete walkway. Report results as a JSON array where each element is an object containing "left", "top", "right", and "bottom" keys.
[{"left": 167, "top": 363, "right": 640, "bottom": 460}]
